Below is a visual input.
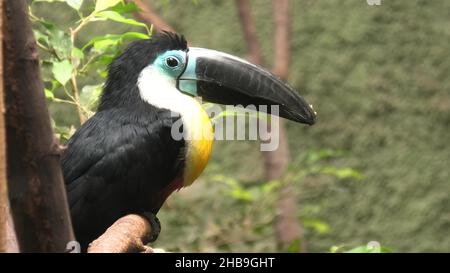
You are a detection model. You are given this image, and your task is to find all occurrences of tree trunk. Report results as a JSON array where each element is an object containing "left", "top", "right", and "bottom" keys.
[
  {"left": 235, "top": 0, "right": 264, "bottom": 65},
  {"left": 269, "top": 0, "right": 305, "bottom": 252},
  {"left": 0, "top": 0, "right": 6, "bottom": 252},
  {"left": 267, "top": 0, "right": 291, "bottom": 176},
  {"left": 0, "top": 0, "right": 18, "bottom": 252},
  {"left": 236, "top": 0, "right": 305, "bottom": 252},
  {"left": 3, "top": 0, "right": 74, "bottom": 252}
]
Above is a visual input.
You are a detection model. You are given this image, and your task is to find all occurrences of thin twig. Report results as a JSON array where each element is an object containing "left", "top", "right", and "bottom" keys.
[
  {"left": 68, "top": 14, "right": 94, "bottom": 124},
  {"left": 69, "top": 73, "right": 86, "bottom": 123},
  {"left": 53, "top": 98, "right": 77, "bottom": 105}
]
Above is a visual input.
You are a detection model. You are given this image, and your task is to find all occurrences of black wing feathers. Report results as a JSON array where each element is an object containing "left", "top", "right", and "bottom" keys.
[{"left": 62, "top": 106, "right": 184, "bottom": 246}]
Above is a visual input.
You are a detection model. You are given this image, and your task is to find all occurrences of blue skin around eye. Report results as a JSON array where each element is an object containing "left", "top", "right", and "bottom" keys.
[
  {"left": 153, "top": 50, "right": 187, "bottom": 78},
  {"left": 178, "top": 53, "right": 198, "bottom": 96},
  {"left": 153, "top": 49, "right": 198, "bottom": 96}
]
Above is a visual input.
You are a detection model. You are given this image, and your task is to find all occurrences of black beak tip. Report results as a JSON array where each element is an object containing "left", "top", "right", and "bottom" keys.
[
  {"left": 302, "top": 113, "right": 317, "bottom": 126},
  {"left": 306, "top": 107, "right": 317, "bottom": 126},
  {"left": 287, "top": 104, "right": 317, "bottom": 125},
  {"left": 306, "top": 117, "right": 316, "bottom": 126}
]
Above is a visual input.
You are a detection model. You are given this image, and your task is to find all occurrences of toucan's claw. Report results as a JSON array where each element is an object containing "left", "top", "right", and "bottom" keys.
[{"left": 142, "top": 212, "right": 161, "bottom": 243}]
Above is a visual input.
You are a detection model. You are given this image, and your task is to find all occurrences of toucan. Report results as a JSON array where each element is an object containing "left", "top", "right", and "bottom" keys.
[{"left": 62, "top": 32, "right": 316, "bottom": 249}]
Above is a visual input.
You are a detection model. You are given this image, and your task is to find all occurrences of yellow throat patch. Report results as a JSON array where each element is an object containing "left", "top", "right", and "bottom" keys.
[{"left": 183, "top": 100, "right": 214, "bottom": 186}]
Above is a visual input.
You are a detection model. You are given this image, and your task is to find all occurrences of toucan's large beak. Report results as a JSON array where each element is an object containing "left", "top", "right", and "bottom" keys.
[{"left": 177, "top": 47, "right": 316, "bottom": 125}]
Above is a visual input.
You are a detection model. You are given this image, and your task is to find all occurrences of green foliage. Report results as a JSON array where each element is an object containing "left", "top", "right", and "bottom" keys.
[
  {"left": 155, "top": 149, "right": 362, "bottom": 252},
  {"left": 30, "top": 0, "right": 150, "bottom": 135},
  {"left": 94, "top": 0, "right": 122, "bottom": 12},
  {"left": 52, "top": 60, "right": 73, "bottom": 85}
]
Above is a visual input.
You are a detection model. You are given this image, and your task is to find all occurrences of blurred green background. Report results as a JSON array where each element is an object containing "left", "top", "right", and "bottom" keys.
[{"left": 32, "top": 0, "right": 450, "bottom": 252}]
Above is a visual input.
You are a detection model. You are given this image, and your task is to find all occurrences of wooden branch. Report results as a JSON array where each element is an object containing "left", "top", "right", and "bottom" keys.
[
  {"left": 3, "top": 0, "right": 74, "bottom": 252},
  {"left": 129, "top": 0, "right": 176, "bottom": 33},
  {"left": 4, "top": 207, "right": 18, "bottom": 252},
  {"left": 88, "top": 214, "right": 154, "bottom": 253},
  {"left": 235, "top": 0, "right": 264, "bottom": 65}
]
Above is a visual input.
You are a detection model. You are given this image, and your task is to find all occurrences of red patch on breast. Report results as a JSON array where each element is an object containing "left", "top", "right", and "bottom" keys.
[
  {"left": 149, "top": 176, "right": 183, "bottom": 212},
  {"left": 159, "top": 177, "right": 184, "bottom": 201}
]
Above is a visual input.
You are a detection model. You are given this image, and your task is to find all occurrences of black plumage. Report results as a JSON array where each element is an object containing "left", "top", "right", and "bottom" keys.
[
  {"left": 62, "top": 31, "right": 316, "bottom": 250},
  {"left": 62, "top": 32, "right": 188, "bottom": 248}
]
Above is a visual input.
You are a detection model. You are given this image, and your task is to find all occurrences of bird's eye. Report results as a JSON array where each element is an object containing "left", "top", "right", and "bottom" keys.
[{"left": 165, "top": 57, "right": 179, "bottom": 68}]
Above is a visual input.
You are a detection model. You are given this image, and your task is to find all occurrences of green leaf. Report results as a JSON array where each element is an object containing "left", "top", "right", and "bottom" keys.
[
  {"left": 72, "top": 47, "right": 84, "bottom": 60},
  {"left": 38, "top": 22, "right": 72, "bottom": 59},
  {"left": 303, "top": 218, "right": 331, "bottom": 234},
  {"left": 99, "top": 69, "right": 108, "bottom": 78},
  {"left": 93, "top": 54, "right": 116, "bottom": 67},
  {"left": 321, "top": 167, "right": 364, "bottom": 180},
  {"left": 84, "top": 32, "right": 149, "bottom": 52},
  {"left": 96, "top": 11, "right": 147, "bottom": 27},
  {"left": 84, "top": 35, "right": 118, "bottom": 51},
  {"left": 50, "top": 80, "right": 61, "bottom": 91},
  {"left": 120, "top": 32, "right": 149, "bottom": 40},
  {"left": 52, "top": 60, "right": 73, "bottom": 86},
  {"left": 33, "top": 30, "right": 49, "bottom": 46},
  {"left": 37, "top": 20, "right": 56, "bottom": 31},
  {"left": 110, "top": 2, "right": 139, "bottom": 14},
  {"left": 80, "top": 84, "right": 103, "bottom": 110},
  {"left": 305, "top": 149, "right": 343, "bottom": 164},
  {"left": 261, "top": 180, "right": 281, "bottom": 193},
  {"left": 230, "top": 188, "right": 253, "bottom": 202},
  {"left": 93, "top": 38, "right": 119, "bottom": 51},
  {"left": 329, "top": 246, "right": 341, "bottom": 253},
  {"left": 49, "top": 31, "right": 71, "bottom": 59},
  {"left": 44, "top": 89, "right": 55, "bottom": 101},
  {"left": 67, "top": 0, "right": 83, "bottom": 10},
  {"left": 94, "top": 0, "right": 122, "bottom": 12},
  {"left": 71, "top": 47, "right": 84, "bottom": 69}
]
